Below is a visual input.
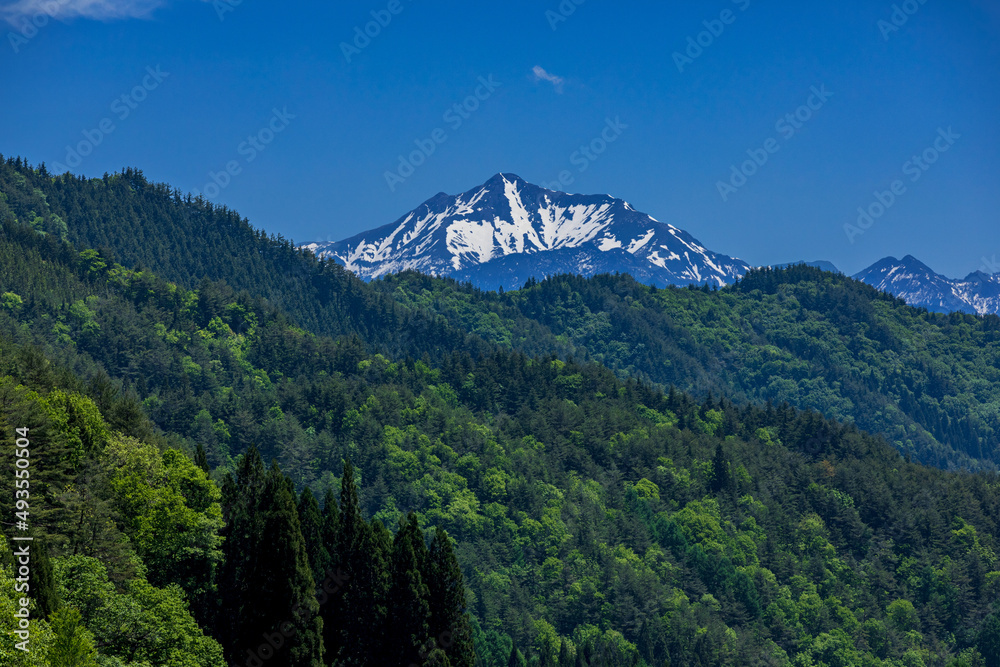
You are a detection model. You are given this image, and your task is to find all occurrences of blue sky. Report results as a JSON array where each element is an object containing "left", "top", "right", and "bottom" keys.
[{"left": 2, "top": 0, "right": 998, "bottom": 277}]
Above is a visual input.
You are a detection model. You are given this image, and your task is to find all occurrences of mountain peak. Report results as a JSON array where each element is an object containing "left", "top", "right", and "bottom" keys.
[
  {"left": 484, "top": 172, "right": 525, "bottom": 188},
  {"left": 854, "top": 256, "right": 1000, "bottom": 315},
  {"left": 306, "top": 174, "right": 749, "bottom": 290},
  {"left": 899, "top": 254, "right": 934, "bottom": 270}
]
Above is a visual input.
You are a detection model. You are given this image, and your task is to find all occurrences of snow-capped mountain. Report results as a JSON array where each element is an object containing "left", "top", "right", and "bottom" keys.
[
  {"left": 304, "top": 173, "right": 750, "bottom": 290},
  {"left": 853, "top": 255, "right": 1000, "bottom": 315}
]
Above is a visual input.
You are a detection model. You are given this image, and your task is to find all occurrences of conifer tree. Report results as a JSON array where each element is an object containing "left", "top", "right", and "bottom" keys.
[
  {"left": 428, "top": 526, "right": 476, "bottom": 667},
  {"left": 29, "top": 537, "right": 59, "bottom": 619},
  {"left": 508, "top": 640, "right": 522, "bottom": 667},
  {"left": 709, "top": 442, "right": 732, "bottom": 494},
  {"left": 216, "top": 446, "right": 267, "bottom": 658},
  {"left": 978, "top": 611, "right": 1000, "bottom": 666},
  {"left": 258, "top": 463, "right": 323, "bottom": 667},
  {"left": 388, "top": 513, "right": 432, "bottom": 665},
  {"left": 321, "top": 486, "right": 340, "bottom": 563},
  {"left": 297, "top": 487, "right": 331, "bottom": 585},
  {"left": 557, "top": 639, "right": 572, "bottom": 666},
  {"left": 325, "top": 458, "right": 388, "bottom": 666},
  {"left": 194, "top": 442, "right": 210, "bottom": 474},
  {"left": 217, "top": 448, "right": 323, "bottom": 666}
]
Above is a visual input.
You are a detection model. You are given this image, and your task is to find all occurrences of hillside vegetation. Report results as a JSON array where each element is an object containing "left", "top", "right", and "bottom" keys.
[
  {"left": 1, "top": 157, "right": 999, "bottom": 665},
  {"left": 3, "top": 158, "right": 998, "bottom": 472},
  {"left": 374, "top": 268, "right": 1000, "bottom": 471}
]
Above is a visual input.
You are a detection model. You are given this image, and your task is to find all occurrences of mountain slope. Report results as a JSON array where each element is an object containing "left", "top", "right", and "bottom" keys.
[
  {"left": 854, "top": 255, "right": 1000, "bottom": 315},
  {"left": 3, "top": 216, "right": 1000, "bottom": 667},
  {"left": 305, "top": 173, "right": 750, "bottom": 289},
  {"left": 5, "top": 158, "right": 1000, "bottom": 471},
  {"left": 0, "top": 158, "right": 494, "bottom": 364},
  {"left": 376, "top": 266, "right": 1000, "bottom": 471}
]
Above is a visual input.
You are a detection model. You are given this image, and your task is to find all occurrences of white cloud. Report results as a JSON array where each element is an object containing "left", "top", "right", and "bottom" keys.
[
  {"left": 1, "top": 0, "right": 167, "bottom": 24},
  {"left": 532, "top": 65, "right": 565, "bottom": 93}
]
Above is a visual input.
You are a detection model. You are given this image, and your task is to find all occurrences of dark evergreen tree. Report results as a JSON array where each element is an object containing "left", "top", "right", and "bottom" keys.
[
  {"left": 257, "top": 463, "right": 323, "bottom": 666},
  {"left": 194, "top": 442, "right": 210, "bottom": 474},
  {"left": 216, "top": 449, "right": 323, "bottom": 666},
  {"left": 709, "top": 442, "right": 732, "bottom": 494},
  {"left": 978, "top": 611, "right": 1000, "bottom": 666},
  {"left": 297, "top": 487, "right": 331, "bottom": 586},
  {"left": 428, "top": 526, "right": 476, "bottom": 667},
  {"left": 321, "top": 486, "right": 340, "bottom": 571},
  {"left": 388, "top": 513, "right": 432, "bottom": 665},
  {"left": 508, "top": 640, "right": 523, "bottom": 667},
  {"left": 325, "top": 459, "right": 388, "bottom": 666},
  {"left": 216, "top": 446, "right": 267, "bottom": 658},
  {"left": 558, "top": 639, "right": 572, "bottom": 667},
  {"left": 29, "top": 536, "right": 59, "bottom": 619}
]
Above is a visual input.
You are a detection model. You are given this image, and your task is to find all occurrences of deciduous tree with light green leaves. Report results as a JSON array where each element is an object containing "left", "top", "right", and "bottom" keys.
[{"left": 46, "top": 607, "right": 97, "bottom": 667}]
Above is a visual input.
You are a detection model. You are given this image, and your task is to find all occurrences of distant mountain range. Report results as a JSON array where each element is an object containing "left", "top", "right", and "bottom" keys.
[
  {"left": 306, "top": 174, "right": 1000, "bottom": 315},
  {"left": 852, "top": 255, "right": 1000, "bottom": 316}
]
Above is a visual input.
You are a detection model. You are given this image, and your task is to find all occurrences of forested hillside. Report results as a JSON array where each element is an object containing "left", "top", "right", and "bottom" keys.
[
  {"left": 1, "top": 159, "right": 1000, "bottom": 664},
  {"left": 0, "top": 157, "right": 491, "bottom": 364},
  {"left": 2, "top": 157, "right": 998, "bottom": 473},
  {"left": 374, "top": 269, "right": 1000, "bottom": 472}
]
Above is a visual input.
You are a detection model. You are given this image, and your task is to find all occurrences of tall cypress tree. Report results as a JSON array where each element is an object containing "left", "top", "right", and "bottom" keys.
[
  {"left": 297, "top": 487, "right": 331, "bottom": 586},
  {"left": 709, "top": 442, "right": 732, "bottom": 494},
  {"left": 216, "top": 446, "right": 267, "bottom": 660},
  {"left": 388, "top": 513, "right": 431, "bottom": 665},
  {"left": 507, "top": 640, "right": 522, "bottom": 667},
  {"left": 30, "top": 536, "right": 59, "bottom": 619},
  {"left": 321, "top": 486, "right": 340, "bottom": 571},
  {"left": 371, "top": 518, "right": 395, "bottom": 665},
  {"left": 194, "top": 442, "right": 210, "bottom": 474},
  {"left": 428, "top": 526, "right": 476, "bottom": 667},
  {"left": 558, "top": 639, "right": 572, "bottom": 667},
  {"left": 257, "top": 463, "right": 324, "bottom": 667},
  {"left": 217, "top": 448, "right": 323, "bottom": 667},
  {"left": 326, "top": 458, "right": 388, "bottom": 666}
]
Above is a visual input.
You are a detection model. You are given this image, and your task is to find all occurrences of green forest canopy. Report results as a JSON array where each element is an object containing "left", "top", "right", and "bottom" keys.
[{"left": 1, "top": 156, "right": 999, "bottom": 665}]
